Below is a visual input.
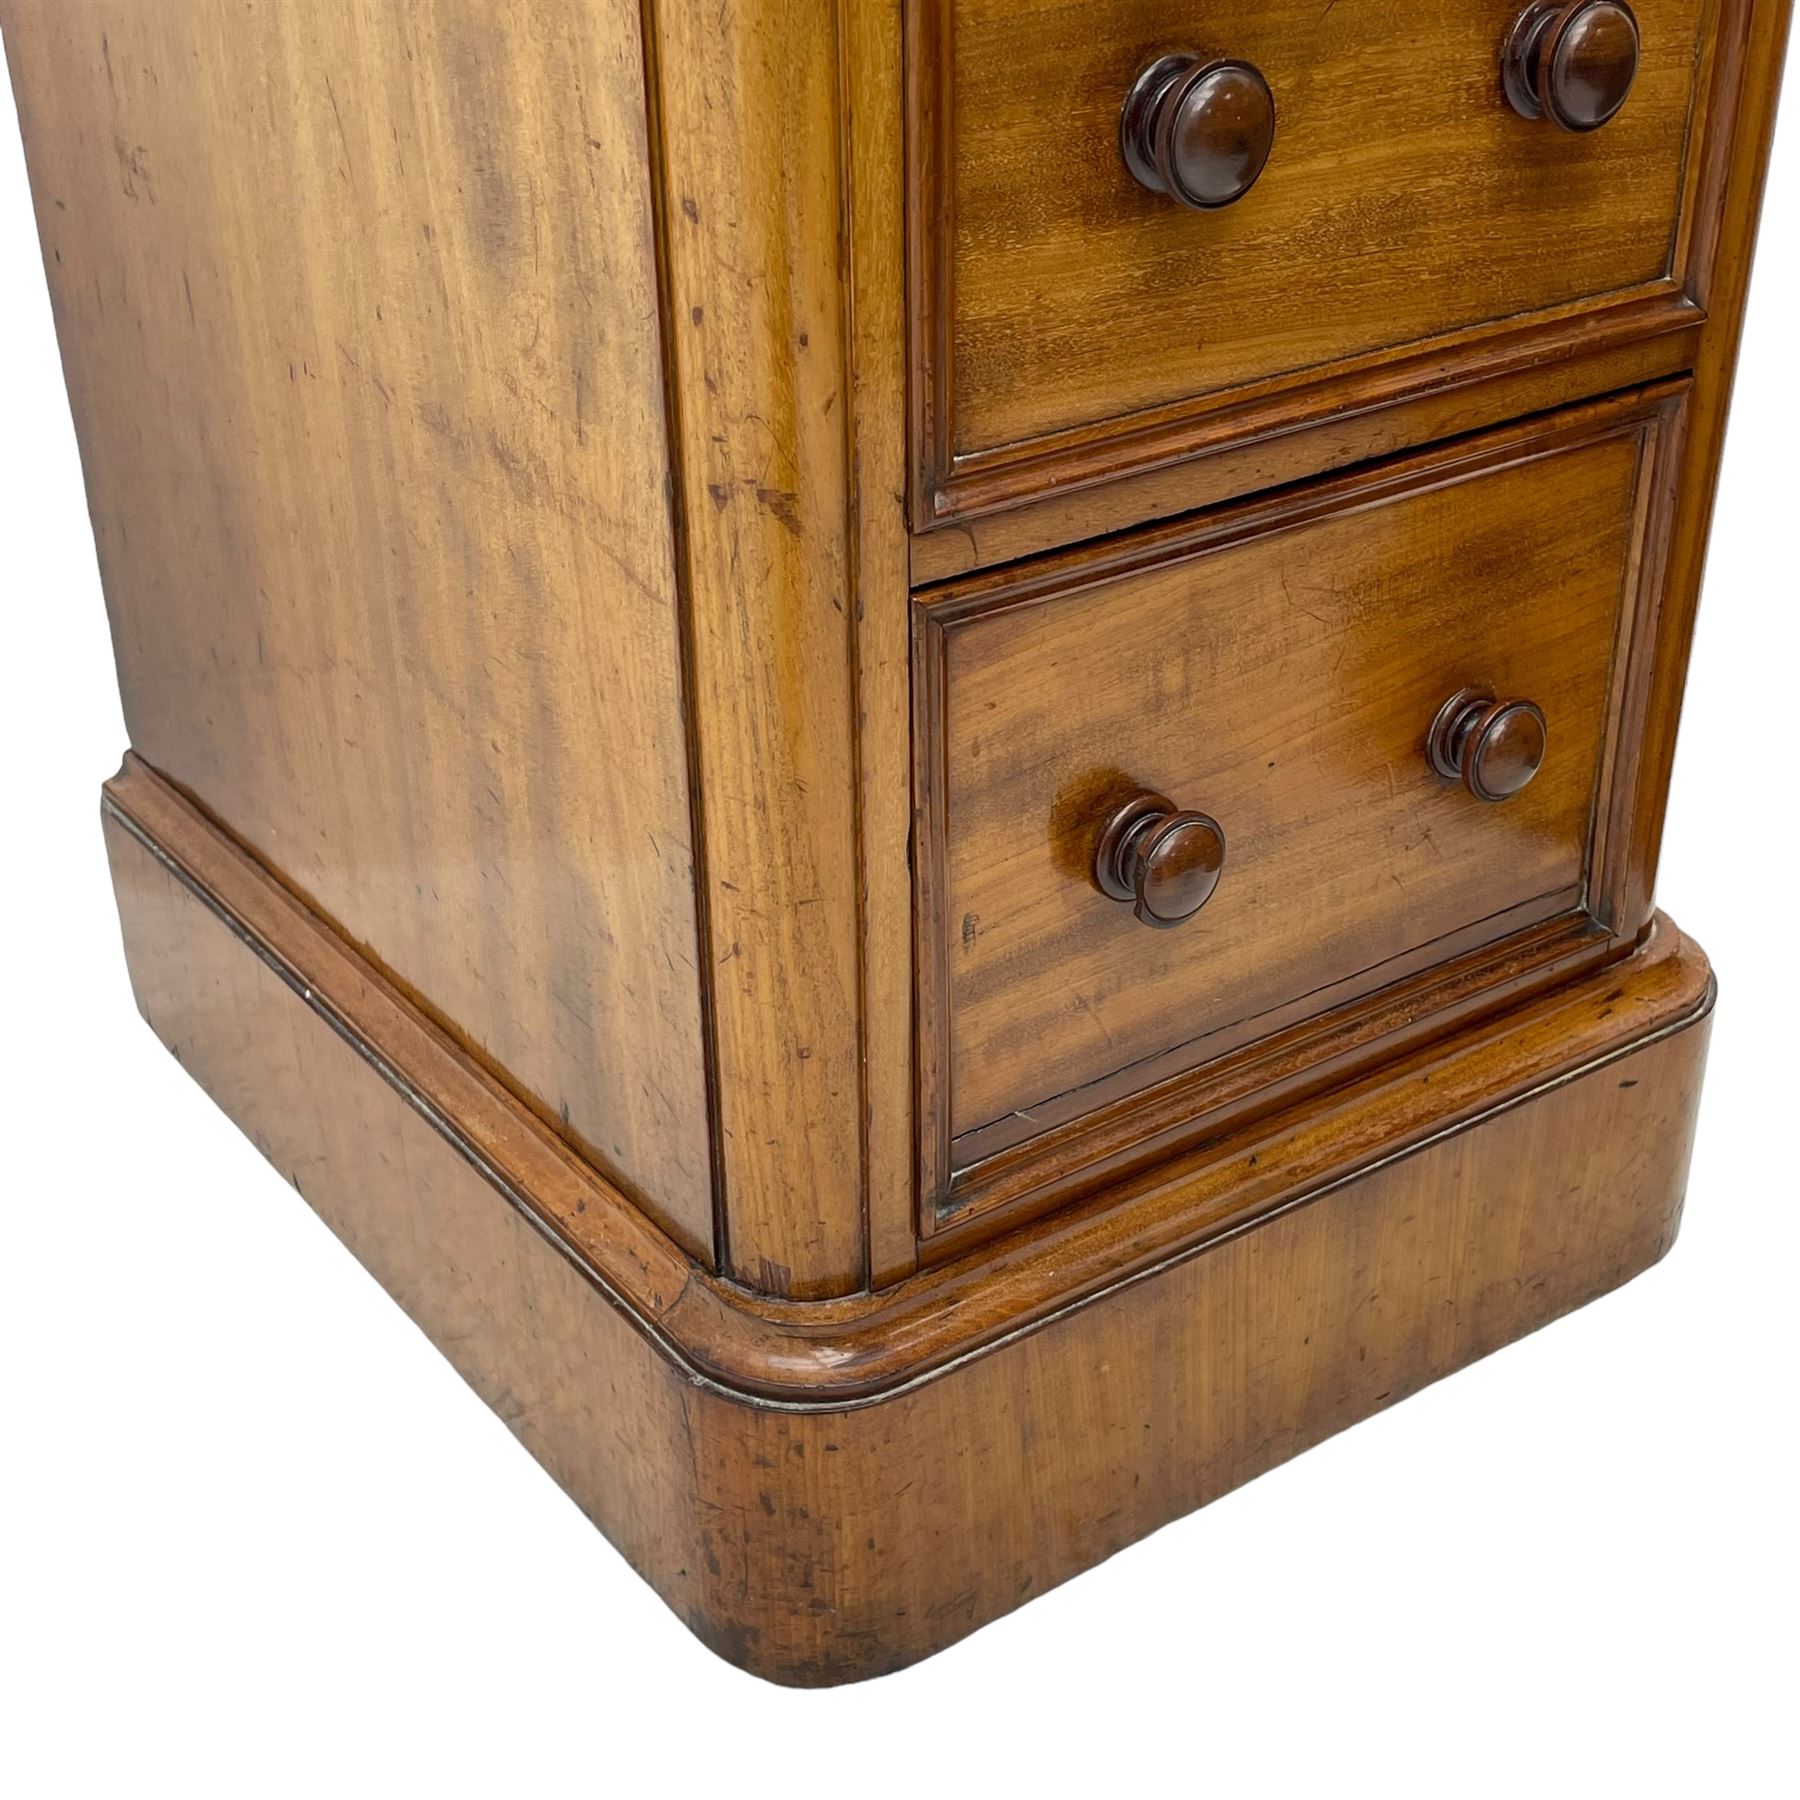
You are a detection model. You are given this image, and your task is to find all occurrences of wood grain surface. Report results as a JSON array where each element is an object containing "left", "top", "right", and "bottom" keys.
[
  {"left": 647, "top": 0, "right": 869, "bottom": 1296},
  {"left": 913, "top": 0, "right": 1736, "bottom": 518},
  {"left": 3, "top": 0, "right": 717, "bottom": 1255},
  {"left": 905, "top": 331, "right": 1700, "bottom": 584},
  {"left": 98, "top": 754, "right": 1715, "bottom": 1408},
  {"left": 922, "top": 390, "right": 1680, "bottom": 1169},
  {"left": 3, "top": 0, "right": 1787, "bottom": 1680},
  {"left": 6, "top": 0, "right": 1785, "bottom": 1300},
  {"left": 103, "top": 769, "right": 1716, "bottom": 1682}
]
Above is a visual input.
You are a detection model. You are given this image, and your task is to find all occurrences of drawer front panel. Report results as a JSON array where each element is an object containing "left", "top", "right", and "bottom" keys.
[
  {"left": 912, "top": 0, "right": 1733, "bottom": 522},
  {"left": 915, "top": 387, "right": 1688, "bottom": 1224}
]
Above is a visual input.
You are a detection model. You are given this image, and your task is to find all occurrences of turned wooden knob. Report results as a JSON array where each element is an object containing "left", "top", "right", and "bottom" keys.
[
  {"left": 1428, "top": 689, "right": 1549, "bottom": 802},
  {"left": 1120, "top": 54, "right": 1277, "bottom": 210},
  {"left": 1095, "top": 793, "right": 1227, "bottom": 929},
  {"left": 1502, "top": 0, "right": 1641, "bottom": 131}
]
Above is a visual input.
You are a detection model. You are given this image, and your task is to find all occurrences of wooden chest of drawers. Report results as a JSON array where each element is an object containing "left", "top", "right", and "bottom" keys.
[{"left": 3, "top": 0, "right": 1786, "bottom": 1681}]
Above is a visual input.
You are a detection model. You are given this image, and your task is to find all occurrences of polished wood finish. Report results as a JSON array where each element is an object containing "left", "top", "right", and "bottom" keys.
[
  {"left": 648, "top": 0, "right": 867, "bottom": 1296},
  {"left": 1093, "top": 794, "right": 1229, "bottom": 929},
  {"left": 915, "top": 387, "right": 1687, "bottom": 1220},
  {"left": 1, "top": 0, "right": 716, "bottom": 1256},
  {"left": 1119, "top": 54, "right": 1278, "bottom": 210},
  {"left": 911, "top": 0, "right": 1739, "bottom": 524},
  {"left": 1, "top": 0, "right": 917, "bottom": 1301},
  {"left": 836, "top": 0, "right": 923, "bottom": 1291},
  {"left": 1429, "top": 690, "right": 1552, "bottom": 802},
  {"left": 907, "top": 330, "right": 1700, "bottom": 583},
  {"left": 1505, "top": 0, "right": 1644, "bottom": 130},
  {"left": 637, "top": 0, "right": 919, "bottom": 1295},
  {"left": 102, "top": 762, "right": 1714, "bottom": 1682},
  {"left": 4, "top": 0, "right": 1787, "bottom": 1685}
]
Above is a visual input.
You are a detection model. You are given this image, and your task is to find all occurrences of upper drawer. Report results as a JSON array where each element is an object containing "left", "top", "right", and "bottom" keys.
[
  {"left": 913, "top": 385, "right": 1690, "bottom": 1230},
  {"left": 910, "top": 0, "right": 1736, "bottom": 524}
]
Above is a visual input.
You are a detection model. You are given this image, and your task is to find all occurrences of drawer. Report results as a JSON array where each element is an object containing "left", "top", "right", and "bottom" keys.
[
  {"left": 914, "top": 385, "right": 1690, "bottom": 1225},
  {"left": 910, "top": 0, "right": 1736, "bottom": 523}
]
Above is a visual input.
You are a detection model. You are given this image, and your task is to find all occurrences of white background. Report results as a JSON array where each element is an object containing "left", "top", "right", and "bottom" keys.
[{"left": 2, "top": 55, "right": 1793, "bottom": 1800}]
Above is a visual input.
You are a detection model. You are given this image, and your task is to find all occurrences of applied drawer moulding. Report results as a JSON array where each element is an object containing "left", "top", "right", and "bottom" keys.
[
  {"left": 909, "top": 385, "right": 1695, "bottom": 1236},
  {"left": 907, "top": 0, "right": 1753, "bottom": 525}
]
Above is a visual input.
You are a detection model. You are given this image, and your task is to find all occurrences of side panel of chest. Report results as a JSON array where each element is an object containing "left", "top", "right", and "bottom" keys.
[{"left": 3, "top": 0, "right": 717, "bottom": 1255}]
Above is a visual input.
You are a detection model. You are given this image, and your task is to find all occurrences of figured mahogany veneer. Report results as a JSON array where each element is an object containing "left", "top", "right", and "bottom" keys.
[{"left": 3, "top": 0, "right": 1786, "bottom": 1684}]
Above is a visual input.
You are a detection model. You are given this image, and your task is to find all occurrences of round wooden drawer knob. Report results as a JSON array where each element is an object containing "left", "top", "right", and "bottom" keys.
[
  {"left": 1120, "top": 54, "right": 1277, "bottom": 210},
  {"left": 1502, "top": 0, "right": 1641, "bottom": 132},
  {"left": 1095, "top": 793, "right": 1228, "bottom": 929},
  {"left": 1428, "top": 690, "right": 1550, "bottom": 802}
]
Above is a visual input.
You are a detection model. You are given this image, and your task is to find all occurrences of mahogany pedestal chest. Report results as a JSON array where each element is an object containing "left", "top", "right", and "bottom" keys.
[{"left": 4, "top": 0, "right": 1787, "bottom": 1683}]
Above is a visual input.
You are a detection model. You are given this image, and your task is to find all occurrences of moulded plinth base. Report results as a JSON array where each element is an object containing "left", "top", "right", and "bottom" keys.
[{"left": 102, "top": 756, "right": 1714, "bottom": 1685}]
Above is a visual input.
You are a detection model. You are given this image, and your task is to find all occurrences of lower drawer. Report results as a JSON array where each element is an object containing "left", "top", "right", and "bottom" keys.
[{"left": 914, "top": 383, "right": 1691, "bottom": 1228}]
